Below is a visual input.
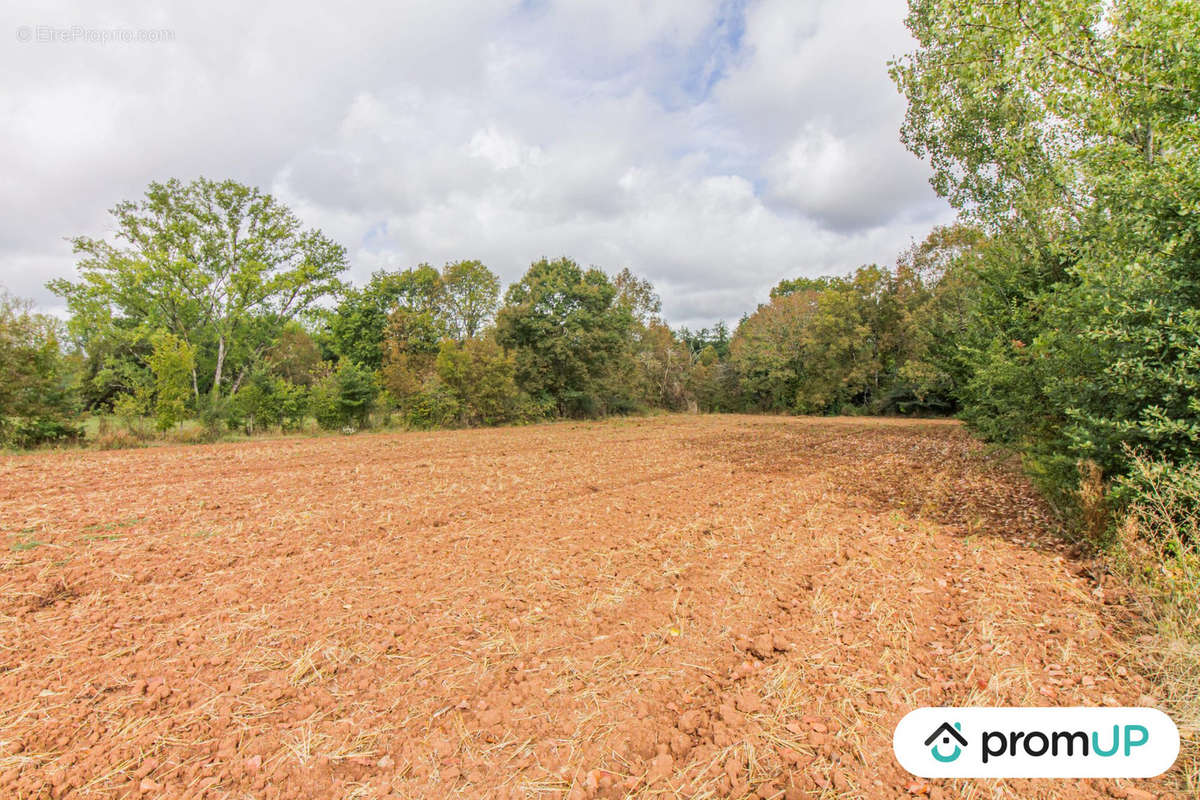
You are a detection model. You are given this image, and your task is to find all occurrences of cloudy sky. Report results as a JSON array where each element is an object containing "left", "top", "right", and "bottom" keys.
[{"left": 1, "top": 0, "right": 952, "bottom": 329}]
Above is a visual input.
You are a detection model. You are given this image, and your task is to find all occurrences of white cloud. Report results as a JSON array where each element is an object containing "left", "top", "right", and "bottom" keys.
[{"left": 0, "top": 0, "right": 953, "bottom": 326}]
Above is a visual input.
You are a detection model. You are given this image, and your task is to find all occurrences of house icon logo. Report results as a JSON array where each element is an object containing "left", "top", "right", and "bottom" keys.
[{"left": 924, "top": 721, "right": 967, "bottom": 763}]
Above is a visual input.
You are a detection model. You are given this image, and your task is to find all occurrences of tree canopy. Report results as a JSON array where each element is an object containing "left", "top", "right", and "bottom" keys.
[{"left": 49, "top": 178, "right": 347, "bottom": 405}]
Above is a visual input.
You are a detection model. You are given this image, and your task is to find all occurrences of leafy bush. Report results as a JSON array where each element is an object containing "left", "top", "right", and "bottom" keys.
[
  {"left": 1117, "top": 455, "right": 1200, "bottom": 565},
  {"left": 309, "top": 371, "right": 342, "bottom": 431},
  {"left": 310, "top": 361, "right": 377, "bottom": 431},
  {"left": 434, "top": 337, "right": 521, "bottom": 425},
  {"left": 0, "top": 290, "right": 81, "bottom": 435},
  {"left": 231, "top": 375, "right": 309, "bottom": 434},
  {"left": 112, "top": 391, "right": 154, "bottom": 440},
  {"left": 9, "top": 417, "right": 81, "bottom": 448},
  {"left": 404, "top": 379, "right": 460, "bottom": 429},
  {"left": 146, "top": 331, "right": 194, "bottom": 432},
  {"left": 334, "top": 361, "right": 377, "bottom": 429},
  {"left": 196, "top": 396, "right": 228, "bottom": 441}
]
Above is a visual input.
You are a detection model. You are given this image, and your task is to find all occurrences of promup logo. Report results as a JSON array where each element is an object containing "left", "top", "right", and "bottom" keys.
[
  {"left": 894, "top": 708, "right": 1179, "bottom": 778},
  {"left": 924, "top": 722, "right": 966, "bottom": 763}
]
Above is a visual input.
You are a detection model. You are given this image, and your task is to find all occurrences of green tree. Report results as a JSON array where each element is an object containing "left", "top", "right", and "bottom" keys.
[
  {"left": 678, "top": 321, "right": 732, "bottom": 362},
  {"left": 380, "top": 307, "right": 445, "bottom": 405},
  {"left": 266, "top": 323, "right": 323, "bottom": 386},
  {"left": 327, "top": 264, "right": 442, "bottom": 370},
  {"left": 495, "top": 257, "right": 634, "bottom": 416},
  {"left": 146, "top": 331, "right": 195, "bottom": 431},
  {"left": 335, "top": 360, "right": 377, "bottom": 429},
  {"left": 622, "top": 320, "right": 690, "bottom": 410},
  {"left": 440, "top": 260, "right": 500, "bottom": 341},
  {"left": 890, "top": 224, "right": 985, "bottom": 413},
  {"left": 435, "top": 336, "right": 522, "bottom": 425},
  {"left": 51, "top": 178, "right": 348, "bottom": 405},
  {"left": 770, "top": 276, "right": 847, "bottom": 299},
  {"left": 0, "top": 290, "right": 80, "bottom": 443},
  {"left": 892, "top": 0, "right": 1200, "bottom": 493},
  {"left": 613, "top": 267, "right": 663, "bottom": 327},
  {"left": 231, "top": 373, "right": 309, "bottom": 434},
  {"left": 729, "top": 292, "right": 815, "bottom": 411}
]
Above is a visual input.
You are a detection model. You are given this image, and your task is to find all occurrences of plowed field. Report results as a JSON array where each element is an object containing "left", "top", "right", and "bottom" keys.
[{"left": 0, "top": 415, "right": 1176, "bottom": 798}]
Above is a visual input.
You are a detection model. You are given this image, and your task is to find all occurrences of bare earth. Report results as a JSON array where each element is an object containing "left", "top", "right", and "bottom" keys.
[{"left": 0, "top": 415, "right": 1178, "bottom": 799}]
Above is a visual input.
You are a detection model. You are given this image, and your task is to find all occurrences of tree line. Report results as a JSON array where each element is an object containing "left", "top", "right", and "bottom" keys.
[
  {"left": 1, "top": 169, "right": 1000, "bottom": 449},
  {"left": 2, "top": 0, "right": 1196, "bottom": 525}
]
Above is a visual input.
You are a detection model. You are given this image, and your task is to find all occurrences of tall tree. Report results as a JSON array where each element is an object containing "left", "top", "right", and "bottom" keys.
[
  {"left": 495, "top": 257, "right": 634, "bottom": 416},
  {"left": 892, "top": 0, "right": 1200, "bottom": 488},
  {"left": 440, "top": 260, "right": 500, "bottom": 341},
  {"left": 50, "top": 178, "right": 347, "bottom": 404},
  {"left": 613, "top": 267, "right": 663, "bottom": 327},
  {"left": 327, "top": 264, "right": 442, "bottom": 370}
]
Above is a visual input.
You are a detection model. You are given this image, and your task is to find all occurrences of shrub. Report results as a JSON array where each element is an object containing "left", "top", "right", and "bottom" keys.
[
  {"left": 93, "top": 428, "right": 142, "bottom": 450},
  {"left": 404, "top": 379, "right": 460, "bottom": 429},
  {"left": 112, "top": 391, "right": 154, "bottom": 440},
  {"left": 231, "top": 375, "right": 309, "bottom": 434},
  {"left": 335, "top": 360, "right": 377, "bottom": 429},
  {"left": 309, "top": 371, "right": 342, "bottom": 431},
  {"left": 434, "top": 337, "right": 521, "bottom": 426},
  {"left": 1117, "top": 455, "right": 1200, "bottom": 585},
  {"left": 146, "top": 331, "right": 194, "bottom": 432},
  {"left": 1113, "top": 454, "right": 1200, "bottom": 789},
  {"left": 310, "top": 361, "right": 377, "bottom": 431},
  {"left": 196, "top": 396, "right": 228, "bottom": 441},
  {"left": 9, "top": 417, "right": 81, "bottom": 448}
]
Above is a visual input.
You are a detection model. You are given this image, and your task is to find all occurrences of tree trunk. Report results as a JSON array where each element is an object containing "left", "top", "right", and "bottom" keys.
[
  {"left": 212, "top": 335, "right": 226, "bottom": 402},
  {"left": 229, "top": 365, "right": 250, "bottom": 397}
]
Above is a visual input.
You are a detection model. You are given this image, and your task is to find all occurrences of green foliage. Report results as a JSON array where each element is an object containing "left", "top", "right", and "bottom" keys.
[
  {"left": 10, "top": 417, "right": 82, "bottom": 449},
  {"left": 327, "top": 265, "right": 442, "bottom": 370},
  {"left": 231, "top": 374, "right": 309, "bottom": 434},
  {"left": 632, "top": 322, "right": 692, "bottom": 411},
  {"left": 333, "top": 360, "right": 377, "bottom": 430},
  {"left": 613, "top": 267, "right": 663, "bottom": 327},
  {"left": 380, "top": 308, "right": 444, "bottom": 399},
  {"left": 770, "top": 276, "right": 847, "bottom": 298},
  {"left": 308, "top": 370, "right": 343, "bottom": 432},
  {"left": 49, "top": 177, "right": 347, "bottom": 405},
  {"left": 892, "top": 0, "right": 1200, "bottom": 501},
  {"left": 308, "top": 360, "right": 377, "bottom": 432},
  {"left": 678, "top": 321, "right": 732, "bottom": 362},
  {"left": 435, "top": 336, "right": 522, "bottom": 425},
  {"left": 146, "top": 331, "right": 195, "bottom": 432},
  {"left": 328, "top": 260, "right": 501, "bottom": 368},
  {"left": 403, "top": 379, "right": 461, "bottom": 429},
  {"left": 267, "top": 324, "right": 323, "bottom": 387},
  {"left": 0, "top": 290, "right": 79, "bottom": 444},
  {"left": 441, "top": 260, "right": 501, "bottom": 340},
  {"left": 495, "top": 257, "right": 635, "bottom": 417}
]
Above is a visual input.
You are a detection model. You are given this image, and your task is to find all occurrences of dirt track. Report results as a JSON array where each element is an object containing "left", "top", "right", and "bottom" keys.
[{"left": 0, "top": 415, "right": 1177, "bottom": 798}]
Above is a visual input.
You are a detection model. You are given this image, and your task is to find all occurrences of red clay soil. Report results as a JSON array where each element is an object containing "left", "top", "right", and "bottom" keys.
[{"left": 0, "top": 415, "right": 1179, "bottom": 799}]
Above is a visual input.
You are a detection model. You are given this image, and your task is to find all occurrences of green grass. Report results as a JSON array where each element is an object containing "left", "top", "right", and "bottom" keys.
[{"left": 82, "top": 516, "right": 142, "bottom": 532}]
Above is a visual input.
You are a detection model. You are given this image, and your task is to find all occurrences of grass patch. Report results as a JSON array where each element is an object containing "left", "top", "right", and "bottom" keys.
[
  {"left": 82, "top": 516, "right": 142, "bottom": 532},
  {"left": 1110, "top": 453, "right": 1200, "bottom": 792},
  {"left": 10, "top": 539, "right": 45, "bottom": 551},
  {"left": 80, "top": 533, "right": 123, "bottom": 543}
]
